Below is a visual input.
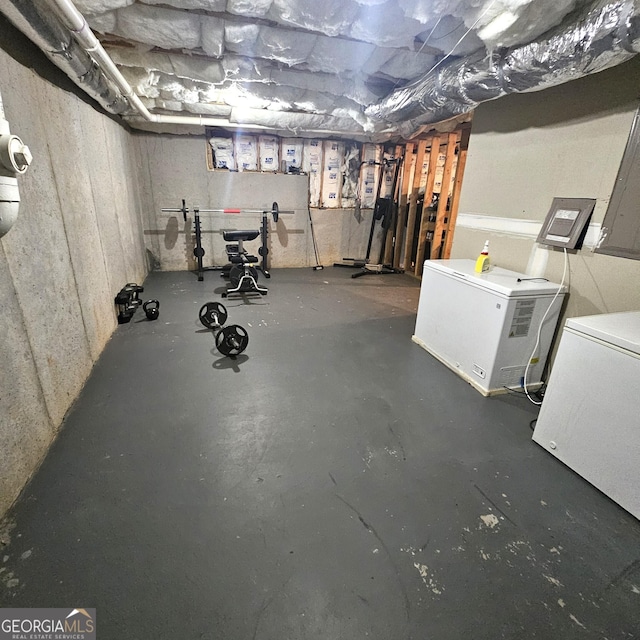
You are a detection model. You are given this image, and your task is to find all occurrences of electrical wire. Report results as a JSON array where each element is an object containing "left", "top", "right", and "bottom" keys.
[
  {"left": 405, "top": 1, "right": 498, "bottom": 93},
  {"left": 416, "top": 17, "right": 442, "bottom": 55},
  {"left": 523, "top": 248, "right": 569, "bottom": 406},
  {"left": 421, "top": 0, "right": 499, "bottom": 79}
]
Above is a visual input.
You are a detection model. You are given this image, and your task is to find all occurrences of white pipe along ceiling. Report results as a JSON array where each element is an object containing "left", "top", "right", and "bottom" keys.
[{"left": 3, "top": 0, "right": 640, "bottom": 140}]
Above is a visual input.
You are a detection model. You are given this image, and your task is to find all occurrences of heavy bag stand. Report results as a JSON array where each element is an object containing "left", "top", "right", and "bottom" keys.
[
  {"left": 334, "top": 156, "right": 404, "bottom": 277},
  {"left": 351, "top": 155, "right": 404, "bottom": 279},
  {"left": 161, "top": 200, "right": 293, "bottom": 282}
]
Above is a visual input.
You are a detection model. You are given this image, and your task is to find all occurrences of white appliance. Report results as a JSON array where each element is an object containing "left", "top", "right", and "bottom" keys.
[
  {"left": 532, "top": 311, "right": 640, "bottom": 520},
  {"left": 412, "top": 259, "right": 566, "bottom": 396}
]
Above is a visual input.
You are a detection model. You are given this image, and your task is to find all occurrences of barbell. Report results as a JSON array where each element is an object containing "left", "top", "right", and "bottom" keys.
[
  {"left": 162, "top": 201, "right": 294, "bottom": 222},
  {"left": 199, "top": 301, "right": 249, "bottom": 357}
]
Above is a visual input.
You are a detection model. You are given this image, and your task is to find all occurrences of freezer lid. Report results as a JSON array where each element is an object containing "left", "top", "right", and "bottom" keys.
[
  {"left": 565, "top": 311, "right": 640, "bottom": 355},
  {"left": 422, "top": 259, "right": 566, "bottom": 298}
]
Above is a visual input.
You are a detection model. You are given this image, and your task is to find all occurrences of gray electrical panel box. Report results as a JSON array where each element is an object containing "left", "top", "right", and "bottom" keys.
[{"left": 536, "top": 197, "right": 596, "bottom": 249}]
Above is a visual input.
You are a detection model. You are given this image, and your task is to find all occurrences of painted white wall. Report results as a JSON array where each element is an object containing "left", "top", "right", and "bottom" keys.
[{"left": 452, "top": 58, "right": 640, "bottom": 347}]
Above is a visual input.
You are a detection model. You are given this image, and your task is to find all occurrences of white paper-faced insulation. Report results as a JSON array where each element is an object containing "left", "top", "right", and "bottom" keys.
[
  {"left": 341, "top": 143, "right": 361, "bottom": 208},
  {"left": 381, "top": 153, "right": 397, "bottom": 199},
  {"left": 359, "top": 144, "right": 382, "bottom": 209},
  {"left": 209, "top": 137, "right": 236, "bottom": 170},
  {"left": 303, "top": 140, "right": 323, "bottom": 207},
  {"left": 259, "top": 136, "right": 279, "bottom": 172},
  {"left": 321, "top": 141, "right": 344, "bottom": 208},
  {"left": 234, "top": 135, "right": 259, "bottom": 171},
  {"left": 281, "top": 138, "right": 303, "bottom": 172}
]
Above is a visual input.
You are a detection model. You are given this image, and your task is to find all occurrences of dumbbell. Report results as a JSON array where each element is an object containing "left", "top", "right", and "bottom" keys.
[
  {"left": 124, "top": 283, "right": 144, "bottom": 311},
  {"left": 198, "top": 301, "right": 249, "bottom": 357},
  {"left": 114, "top": 283, "right": 144, "bottom": 324}
]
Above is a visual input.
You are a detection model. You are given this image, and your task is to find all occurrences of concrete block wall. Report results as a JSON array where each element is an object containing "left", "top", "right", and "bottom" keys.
[
  {"left": 132, "top": 132, "right": 386, "bottom": 272},
  {"left": 0, "top": 47, "right": 148, "bottom": 517}
]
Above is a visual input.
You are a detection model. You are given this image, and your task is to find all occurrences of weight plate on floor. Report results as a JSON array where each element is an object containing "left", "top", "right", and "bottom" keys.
[
  {"left": 228, "top": 264, "right": 242, "bottom": 288},
  {"left": 216, "top": 324, "right": 249, "bottom": 357},
  {"left": 199, "top": 301, "right": 228, "bottom": 329}
]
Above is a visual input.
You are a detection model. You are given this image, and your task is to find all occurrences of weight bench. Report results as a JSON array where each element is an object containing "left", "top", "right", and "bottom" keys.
[{"left": 222, "top": 230, "right": 268, "bottom": 297}]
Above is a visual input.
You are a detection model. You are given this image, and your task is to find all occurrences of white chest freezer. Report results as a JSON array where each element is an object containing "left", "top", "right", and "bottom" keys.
[
  {"left": 412, "top": 259, "right": 566, "bottom": 396},
  {"left": 532, "top": 311, "right": 640, "bottom": 520}
]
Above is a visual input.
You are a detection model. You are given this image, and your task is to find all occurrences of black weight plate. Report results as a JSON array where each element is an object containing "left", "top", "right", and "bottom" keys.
[
  {"left": 193, "top": 247, "right": 205, "bottom": 258},
  {"left": 240, "top": 266, "right": 259, "bottom": 291},
  {"left": 271, "top": 201, "right": 279, "bottom": 222},
  {"left": 199, "top": 301, "right": 228, "bottom": 329},
  {"left": 216, "top": 324, "right": 249, "bottom": 357},
  {"left": 229, "top": 264, "right": 242, "bottom": 288}
]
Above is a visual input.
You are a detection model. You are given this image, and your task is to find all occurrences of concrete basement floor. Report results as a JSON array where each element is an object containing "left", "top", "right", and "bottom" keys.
[{"left": 1, "top": 268, "right": 640, "bottom": 639}]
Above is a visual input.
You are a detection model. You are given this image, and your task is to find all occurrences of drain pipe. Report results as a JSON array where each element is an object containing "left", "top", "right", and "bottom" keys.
[
  {"left": 46, "top": 0, "right": 154, "bottom": 120},
  {"left": 2, "top": 0, "right": 127, "bottom": 114}
]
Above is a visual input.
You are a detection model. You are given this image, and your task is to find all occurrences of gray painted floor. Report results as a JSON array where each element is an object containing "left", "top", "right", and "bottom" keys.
[{"left": 1, "top": 268, "right": 639, "bottom": 639}]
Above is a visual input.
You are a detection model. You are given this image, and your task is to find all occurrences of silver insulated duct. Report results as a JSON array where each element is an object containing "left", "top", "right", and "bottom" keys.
[{"left": 366, "top": 0, "right": 640, "bottom": 134}]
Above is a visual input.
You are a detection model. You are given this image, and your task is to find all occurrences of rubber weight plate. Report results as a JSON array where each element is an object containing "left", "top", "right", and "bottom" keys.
[
  {"left": 216, "top": 324, "right": 249, "bottom": 356},
  {"left": 199, "top": 301, "right": 228, "bottom": 329},
  {"left": 228, "top": 264, "right": 242, "bottom": 289},
  {"left": 229, "top": 265, "right": 260, "bottom": 291}
]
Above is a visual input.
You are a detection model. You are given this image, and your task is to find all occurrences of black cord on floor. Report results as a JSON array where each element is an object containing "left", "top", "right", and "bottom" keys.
[
  {"left": 503, "top": 385, "right": 546, "bottom": 402},
  {"left": 503, "top": 386, "right": 527, "bottom": 396}
]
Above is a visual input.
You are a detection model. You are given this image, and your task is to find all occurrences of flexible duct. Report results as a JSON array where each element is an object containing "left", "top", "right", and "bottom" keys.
[{"left": 366, "top": 0, "right": 640, "bottom": 132}]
